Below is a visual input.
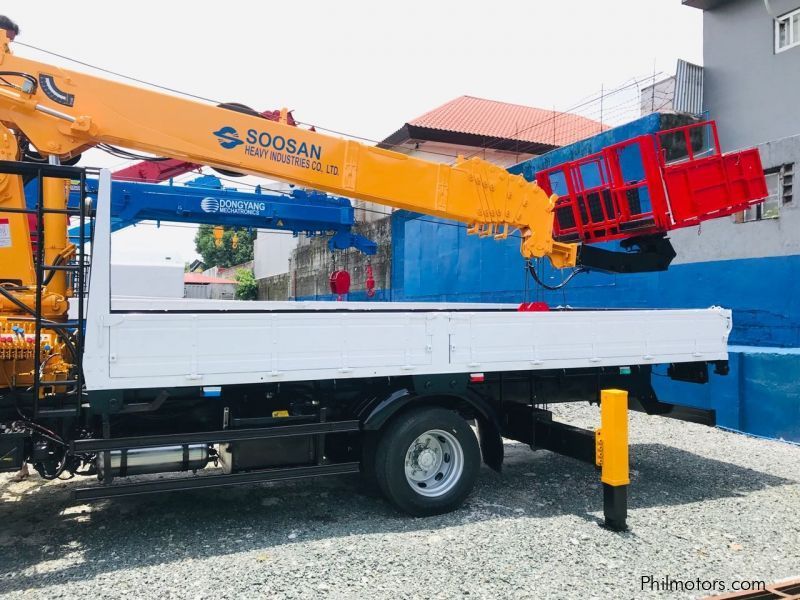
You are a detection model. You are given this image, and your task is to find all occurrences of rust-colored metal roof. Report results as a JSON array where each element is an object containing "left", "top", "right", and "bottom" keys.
[
  {"left": 184, "top": 273, "right": 236, "bottom": 285},
  {"left": 407, "top": 95, "right": 604, "bottom": 148}
]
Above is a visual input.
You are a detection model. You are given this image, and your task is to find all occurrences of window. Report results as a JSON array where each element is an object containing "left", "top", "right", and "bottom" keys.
[
  {"left": 739, "top": 164, "right": 794, "bottom": 222},
  {"left": 775, "top": 8, "right": 800, "bottom": 53}
]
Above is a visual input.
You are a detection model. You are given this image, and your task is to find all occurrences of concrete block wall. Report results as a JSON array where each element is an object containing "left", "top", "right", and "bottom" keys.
[
  {"left": 257, "top": 217, "right": 393, "bottom": 301},
  {"left": 257, "top": 272, "right": 290, "bottom": 301},
  {"left": 203, "top": 261, "right": 254, "bottom": 281}
]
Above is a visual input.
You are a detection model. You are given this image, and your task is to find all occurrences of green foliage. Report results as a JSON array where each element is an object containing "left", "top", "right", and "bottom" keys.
[
  {"left": 235, "top": 268, "right": 259, "bottom": 301},
  {"left": 194, "top": 225, "right": 254, "bottom": 268}
]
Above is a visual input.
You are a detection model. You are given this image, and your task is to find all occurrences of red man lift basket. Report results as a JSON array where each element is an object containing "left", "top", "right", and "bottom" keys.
[{"left": 536, "top": 121, "right": 768, "bottom": 245}]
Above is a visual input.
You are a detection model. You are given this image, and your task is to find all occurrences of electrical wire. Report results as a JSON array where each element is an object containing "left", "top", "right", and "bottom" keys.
[
  {"left": 296, "top": 77, "right": 653, "bottom": 159},
  {"left": 13, "top": 419, "right": 66, "bottom": 447},
  {"left": 189, "top": 172, "right": 296, "bottom": 197},
  {"left": 96, "top": 144, "right": 171, "bottom": 163},
  {"left": 8, "top": 417, "right": 69, "bottom": 480},
  {"left": 0, "top": 285, "right": 81, "bottom": 360},
  {"left": 526, "top": 260, "right": 586, "bottom": 291},
  {"left": 458, "top": 74, "right": 665, "bottom": 163},
  {"left": 0, "top": 71, "right": 38, "bottom": 93},
  {"left": 15, "top": 41, "right": 662, "bottom": 175},
  {"left": 293, "top": 121, "right": 463, "bottom": 160},
  {"left": 16, "top": 41, "right": 657, "bottom": 167},
  {"left": 15, "top": 41, "right": 222, "bottom": 105},
  {"left": 35, "top": 449, "right": 70, "bottom": 480},
  {"left": 42, "top": 254, "right": 63, "bottom": 287},
  {"left": 13, "top": 42, "right": 598, "bottom": 163}
]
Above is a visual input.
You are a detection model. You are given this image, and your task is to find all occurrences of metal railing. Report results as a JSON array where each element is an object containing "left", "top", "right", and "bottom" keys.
[{"left": 0, "top": 160, "right": 95, "bottom": 418}]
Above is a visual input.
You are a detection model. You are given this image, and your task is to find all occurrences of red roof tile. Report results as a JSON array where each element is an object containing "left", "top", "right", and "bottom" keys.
[
  {"left": 184, "top": 273, "right": 236, "bottom": 285},
  {"left": 407, "top": 95, "right": 604, "bottom": 147}
]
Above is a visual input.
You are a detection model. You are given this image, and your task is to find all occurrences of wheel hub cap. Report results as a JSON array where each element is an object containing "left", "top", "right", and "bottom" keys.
[
  {"left": 403, "top": 428, "right": 465, "bottom": 498},
  {"left": 417, "top": 448, "right": 437, "bottom": 470}
]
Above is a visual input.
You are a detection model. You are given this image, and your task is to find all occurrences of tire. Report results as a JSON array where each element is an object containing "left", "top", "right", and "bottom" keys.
[
  {"left": 358, "top": 431, "right": 381, "bottom": 498},
  {"left": 373, "top": 407, "right": 480, "bottom": 516}
]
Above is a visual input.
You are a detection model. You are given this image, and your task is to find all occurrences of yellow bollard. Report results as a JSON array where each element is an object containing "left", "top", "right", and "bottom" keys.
[{"left": 595, "top": 388, "right": 629, "bottom": 531}]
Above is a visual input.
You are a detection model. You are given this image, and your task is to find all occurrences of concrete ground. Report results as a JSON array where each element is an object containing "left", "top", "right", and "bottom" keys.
[{"left": 1, "top": 403, "right": 798, "bottom": 599}]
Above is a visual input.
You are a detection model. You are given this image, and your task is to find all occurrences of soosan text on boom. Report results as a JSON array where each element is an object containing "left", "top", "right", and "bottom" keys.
[{"left": 245, "top": 129, "right": 322, "bottom": 160}]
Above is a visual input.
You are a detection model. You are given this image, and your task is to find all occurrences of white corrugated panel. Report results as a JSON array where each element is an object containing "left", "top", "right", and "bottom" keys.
[{"left": 674, "top": 59, "right": 704, "bottom": 115}]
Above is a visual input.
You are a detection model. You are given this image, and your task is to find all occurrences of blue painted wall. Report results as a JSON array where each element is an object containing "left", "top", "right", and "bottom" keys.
[
  {"left": 389, "top": 211, "right": 800, "bottom": 348},
  {"left": 654, "top": 348, "right": 800, "bottom": 443},
  {"left": 385, "top": 211, "right": 800, "bottom": 442}
]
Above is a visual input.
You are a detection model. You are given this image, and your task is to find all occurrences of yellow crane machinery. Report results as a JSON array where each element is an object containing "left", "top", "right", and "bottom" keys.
[{"left": 0, "top": 120, "right": 72, "bottom": 391}]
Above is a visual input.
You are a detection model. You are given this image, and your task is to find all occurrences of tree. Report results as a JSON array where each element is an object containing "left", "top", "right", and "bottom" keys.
[
  {"left": 235, "top": 268, "right": 258, "bottom": 300},
  {"left": 194, "top": 225, "right": 255, "bottom": 268}
]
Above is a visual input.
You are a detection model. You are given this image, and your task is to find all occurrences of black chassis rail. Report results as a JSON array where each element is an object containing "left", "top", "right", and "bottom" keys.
[
  {"left": 67, "top": 362, "right": 719, "bottom": 505},
  {"left": 74, "top": 463, "right": 361, "bottom": 501},
  {"left": 72, "top": 415, "right": 361, "bottom": 501},
  {"left": 70, "top": 420, "right": 360, "bottom": 453}
]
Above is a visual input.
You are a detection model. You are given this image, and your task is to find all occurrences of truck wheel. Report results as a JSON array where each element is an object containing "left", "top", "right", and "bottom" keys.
[{"left": 374, "top": 407, "right": 480, "bottom": 516}]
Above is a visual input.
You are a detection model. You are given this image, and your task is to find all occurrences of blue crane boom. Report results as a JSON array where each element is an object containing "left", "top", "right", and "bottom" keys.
[{"left": 24, "top": 174, "right": 378, "bottom": 255}]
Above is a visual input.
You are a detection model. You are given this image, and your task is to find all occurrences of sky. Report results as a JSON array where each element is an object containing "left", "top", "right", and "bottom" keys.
[{"left": 3, "top": 0, "right": 702, "bottom": 264}]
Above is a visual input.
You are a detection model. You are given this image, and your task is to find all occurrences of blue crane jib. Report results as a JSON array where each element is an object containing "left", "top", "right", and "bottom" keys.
[{"left": 25, "top": 174, "right": 378, "bottom": 255}]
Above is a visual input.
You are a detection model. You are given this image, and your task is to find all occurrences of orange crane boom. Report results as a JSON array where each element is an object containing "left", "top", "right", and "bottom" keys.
[{"left": 0, "top": 33, "right": 576, "bottom": 268}]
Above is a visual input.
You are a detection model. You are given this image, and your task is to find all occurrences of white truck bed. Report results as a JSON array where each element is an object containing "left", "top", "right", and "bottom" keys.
[{"left": 82, "top": 172, "right": 732, "bottom": 392}]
